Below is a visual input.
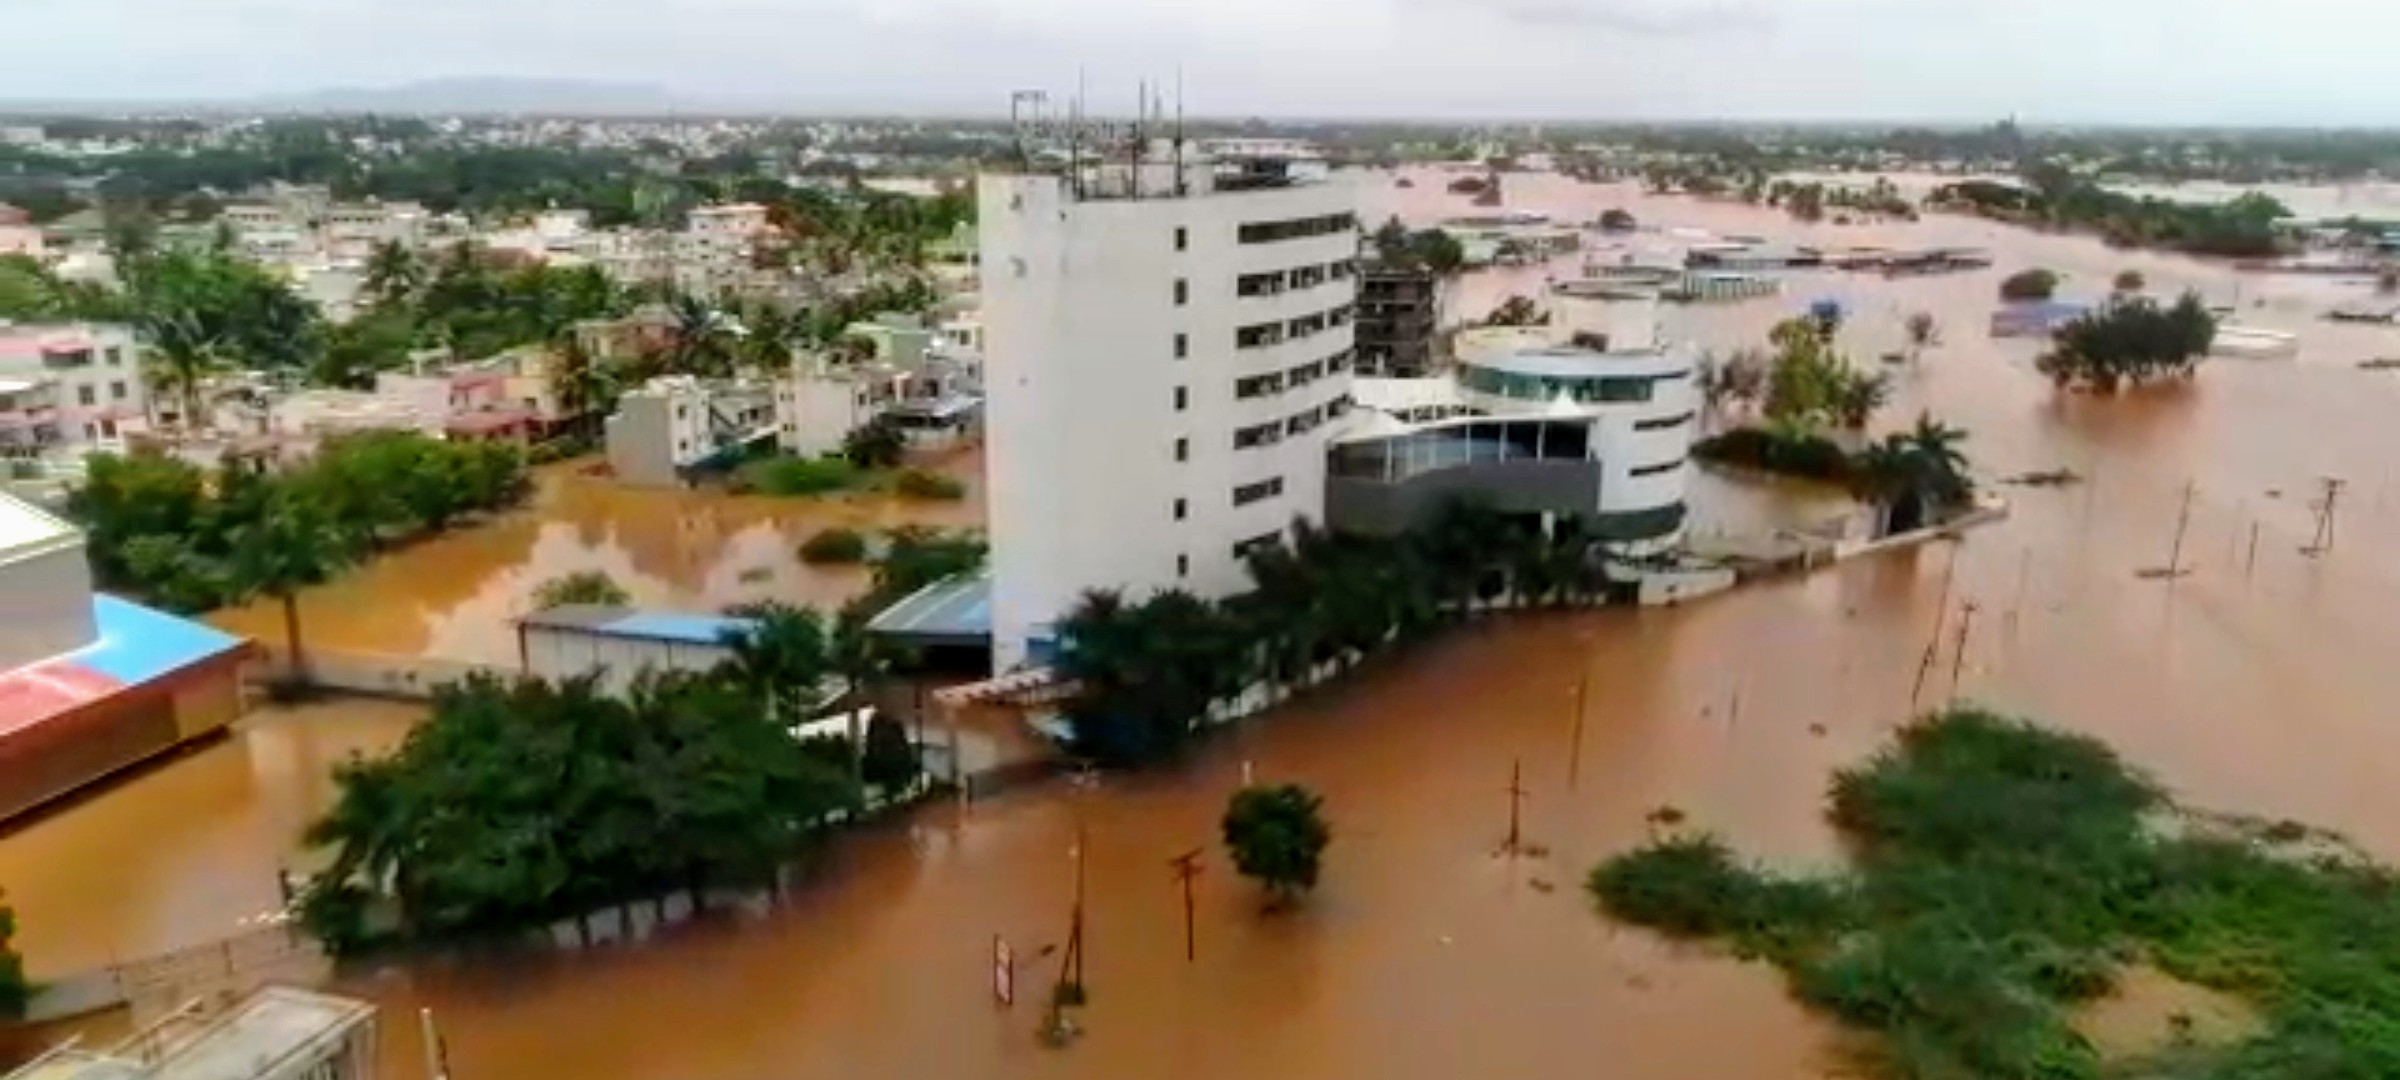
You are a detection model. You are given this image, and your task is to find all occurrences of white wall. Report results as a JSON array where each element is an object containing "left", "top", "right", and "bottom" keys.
[
  {"left": 0, "top": 538, "right": 95, "bottom": 673},
  {"left": 979, "top": 169, "right": 1358, "bottom": 671},
  {"left": 522, "top": 626, "right": 735, "bottom": 698}
]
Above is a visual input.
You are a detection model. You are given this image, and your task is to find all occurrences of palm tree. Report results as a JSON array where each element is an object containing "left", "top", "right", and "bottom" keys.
[
  {"left": 1833, "top": 369, "right": 1892, "bottom": 430},
  {"left": 141, "top": 307, "right": 226, "bottom": 431},
  {"left": 719, "top": 601, "right": 834, "bottom": 723},
  {"left": 231, "top": 483, "right": 361, "bottom": 687},
  {"left": 545, "top": 334, "right": 614, "bottom": 441},
  {"left": 665, "top": 293, "right": 732, "bottom": 377},
  {"left": 362, "top": 241, "right": 423, "bottom": 310},
  {"left": 1904, "top": 312, "right": 1939, "bottom": 362},
  {"left": 1902, "top": 414, "right": 1972, "bottom": 505}
]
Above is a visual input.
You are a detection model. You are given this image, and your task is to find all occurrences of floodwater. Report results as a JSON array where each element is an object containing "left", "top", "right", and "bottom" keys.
[
  {"left": 14, "top": 169, "right": 2400, "bottom": 1077},
  {"left": 208, "top": 446, "right": 985, "bottom": 665}
]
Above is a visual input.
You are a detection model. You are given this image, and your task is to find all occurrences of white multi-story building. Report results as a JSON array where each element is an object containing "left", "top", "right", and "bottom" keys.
[
  {"left": 978, "top": 143, "right": 1360, "bottom": 670},
  {"left": 0, "top": 322, "right": 147, "bottom": 455},
  {"left": 1333, "top": 297, "right": 1696, "bottom": 549}
]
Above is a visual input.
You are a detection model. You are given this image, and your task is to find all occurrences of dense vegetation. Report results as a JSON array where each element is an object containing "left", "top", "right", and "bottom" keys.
[
  {"left": 2000, "top": 268, "right": 2062, "bottom": 302},
  {"left": 1061, "top": 505, "right": 1629, "bottom": 767},
  {"left": 1934, "top": 171, "right": 2293, "bottom": 257},
  {"left": 2036, "top": 294, "right": 2218, "bottom": 392},
  {"left": 1367, "top": 216, "right": 1467, "bottom": 274},
  {"left": 1591, "top": 707, "right": 2400, "bottom": 1079},
  {"left": 798, "top": 527, "right": 869, "bottom": 565},
  {"left": 298, "top": 667, "right": 858, "bottom": 955},
  {"left": 532, "top": 571, "right": 630, "bottom": 610},
  {"left": 1694, "top": 416, "right": 1973, "bottom": 536},
  {"left": 70, "top": 434, "right": 528, "bottom": 614},
  {"left": 1222, "top": 784, "right": 1332, "bottom": 908},
  {"left": 0, "top": 900, "right": 25, "bottom": 1020}
]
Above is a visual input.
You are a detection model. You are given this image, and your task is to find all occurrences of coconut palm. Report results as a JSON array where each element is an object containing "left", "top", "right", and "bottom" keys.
[
  {"left": 141, "top": 307, "right": 226, "bottom": 431},
  {"left": 362, "top": 241, "right": 423, "bottom": 309},
  {"left": 718, "top": 601, "right": 834, "bottom": 722},
  {"left": 664, "top": 293, "right": 734, "bottom": 377},
  {"left": 230, "top": 482, "right": 362, "bottom": 687},
  {"left": 1832, "top": 369, "right": 1893, "bottom": 430}
]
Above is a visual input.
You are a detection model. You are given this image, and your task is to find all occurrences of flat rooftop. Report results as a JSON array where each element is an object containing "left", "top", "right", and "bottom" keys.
[
  {"left": 866, "top": 571, "right": 991, "bottom": 648},
  {"left": 519, "top": 603, "right": 756, "bottom": 647},
  {"left": 0, "top": 493, "right": 78, "bottom": 565},
  {"left": 7, "top": 987, "right": 374, "bottom": 1080},
  {"left": 0, "top": 597, "right": 250, "bottom": 736}
]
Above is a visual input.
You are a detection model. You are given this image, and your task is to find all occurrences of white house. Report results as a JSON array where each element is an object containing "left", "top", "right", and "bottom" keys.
[
  {"left": 0, "top": 322, "right": 147, "bottom": 456},
  {"left": 1333, "top": 296, "right": 1697, "bottom": 550},
  {"left": 604, "top": 375, "right": 774, "bottom": 488},
  {"left": 977, "top": 141, "right": 1360, "bottom": 671}
]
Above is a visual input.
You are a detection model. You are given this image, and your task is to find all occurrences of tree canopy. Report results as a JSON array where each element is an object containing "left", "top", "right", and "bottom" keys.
[
  {"left": 1222, "top": 784, "right": 1332, "bottom": 907},
  {"left": 1999, "top": 268, "right": 2061, "bottom": 302},
  {"left": 298, "top": 670, "right": 859, "bottom": 953},
  {"left": 2035, "top": 293, "right": 2217, "bottom": 392}
]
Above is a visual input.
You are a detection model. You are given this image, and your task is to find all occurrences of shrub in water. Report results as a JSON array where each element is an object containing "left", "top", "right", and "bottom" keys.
[{"left": 799, "top": 527, "right": 868, "bottom": 564}]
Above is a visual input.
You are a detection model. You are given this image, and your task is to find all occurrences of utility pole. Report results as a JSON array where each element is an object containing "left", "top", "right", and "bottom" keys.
[
  {"left": 1948, "top": 601, "right": 1978, "bottom": 703},
  {"left": 1566, "top": 665, "right": 1590, "bottom": 791},
  {"left": 2245, "top": 519, "right": 2260, "bottom": 580},
  {"left": 1168, "top": 849, "right": 1202, "bottom": 963},
  {"left": 419, "top": 1007, "right": 450, "bottom": 1080},
  {"left": 1504, "top": 759, "right": 1528, "bottom": 855},
  {"left": 2307, "top": 476, "right": 2346, "bottom": 556},
  {"left": 2166, "top": 480, "right": 2196, "bottom": 575}
]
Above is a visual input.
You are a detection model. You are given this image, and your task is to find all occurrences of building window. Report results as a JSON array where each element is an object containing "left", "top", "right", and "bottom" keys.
[
  {"left": 1237, "top": 271, "right": 1286, "bottom": 297},
  {"left": 1174, "top": 278, "right": 1189, "bottom": 306},
  {"left": 1234, "top": 421, "right": 1283, "bottom": 449},
  {"left": 106, "top": 346, "right": 123, "bottom": 366},
  {"left": 1631, "top": 457, "right": 1688, "bottom": 478},
  {"left": 108, "top": 380, "right": 126, "bottom": 400},
  {"left": 1174, "top": 436, "right": 1189, "bottom": 462},
  {"left": 1233, "top": 530, "right": 1282, "bottom": 559},
  {"left": 1236, "top": 322, "right": 1286, "bottom": 350},
  {"left": 1235, "top": 373, "right": 1285, "bottom": 400},
  {"left": 1173, "top": 497, "right": 1188, "bottom": 521},
  {"left": 1174, "top": 386, "right": 1188, "bottom": 411},
  {"left": 1173, "top": 332, "right": 1188, "bottom": 359},
  {"left": 1237, "top": 213, "right": 1358, "bottom": 245},
  {"left": 1232, "top": 476, "right": 1284, "bottom": 506},
  {"left": 1633, "top": 410, "right": 1696, "bottom": 432},
  {"left": 1177, "top": 553, "right": 1190, "bottom": 577},
  {"left": 1174, "top": 227, "right": 1188, "bottom": 252},
  {"left": 76, "top": 385, "right": 94, "bottom": 407}
]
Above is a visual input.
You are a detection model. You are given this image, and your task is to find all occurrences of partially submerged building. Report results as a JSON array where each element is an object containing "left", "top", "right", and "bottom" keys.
[
  {"left": 8, "top": 986, "right": 376, "bottom": 1080},
  {"left": 0, "top": 494, "right": 252, "bottom": 822}
]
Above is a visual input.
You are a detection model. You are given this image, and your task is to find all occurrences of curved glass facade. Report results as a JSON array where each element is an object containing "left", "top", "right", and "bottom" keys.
[{"left": 1457, "top": 362, "right": 1673, "bottom": 404}]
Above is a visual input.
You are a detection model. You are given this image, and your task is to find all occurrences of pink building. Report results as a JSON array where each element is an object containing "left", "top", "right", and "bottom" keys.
[{"left": 0, "top": 203, "right": 44, "bottom": 259}]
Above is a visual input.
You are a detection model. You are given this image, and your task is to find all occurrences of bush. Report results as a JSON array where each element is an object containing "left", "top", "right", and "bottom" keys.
[
  {"left": 841, "top": 415, "right": 908, "bottom": 470},
  {"left": 1999, "top": 268, "right": 2060, "bottom": 302},
  {"left": 893, "top": 468, "right": 965, "bottom": 501},
  {"left": 2035, "top": 292, "right": 2217, "bottom": 392},
  {"left": 742, "top": 455, "right": 858, "bottom": 496},
  {"left": 800, "top": 527, "right": 868, "bottom": 565},
  {"left": 1222, "top": 784, "right": 1332, "bottom": 907},
  {"left": 1693, "top": 426, "right": 1855, "bottom": 485},
  {"left": 532, "top": 571, "right": 629, "bottom": 610},
  {"left": 860, "top": 714, "right": 920, "bottom": 792}
]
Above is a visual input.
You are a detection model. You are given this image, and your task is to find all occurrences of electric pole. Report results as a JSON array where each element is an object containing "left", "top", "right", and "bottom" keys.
[
  {"left": 1948, "top": 601, "right": 1978, "bottom": 703},
  {"left": 1566, "top": 665, "right": 1590, "bottom": 791},
  {"left": 1504, "top": 758, "right": 1529, "bottom": 854},
  {"left": 1168, "top": 849, "right": 1202, "bottom": 963},
  {"left": 2307, "top": 476, "right": 2346, "bottom": 556}
]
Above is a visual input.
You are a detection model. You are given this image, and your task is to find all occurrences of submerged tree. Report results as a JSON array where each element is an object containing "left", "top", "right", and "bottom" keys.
[
  {"left": 1222, "top": 783, "right": 1331, "bottom": 909},
  {"left": 532, "top": 571, "right": 629, "bottom": 610},
  {"left": 2035, "top": 292, "right": 2217, "bottom": 392},
  {"left": 230, "top": 482, "right": 361, "bottom": 687},
  {"left": 1998, "top": 268, "right": 2060, "bottom": 302}
]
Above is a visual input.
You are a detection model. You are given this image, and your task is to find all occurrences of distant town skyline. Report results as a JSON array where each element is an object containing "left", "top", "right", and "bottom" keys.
[{"left": 9, "top": 0, "right": 2400, "bottom": 126}]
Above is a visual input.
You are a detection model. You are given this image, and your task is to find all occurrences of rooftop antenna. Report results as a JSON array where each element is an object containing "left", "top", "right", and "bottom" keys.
[{"left": 1173, "top": 67, "right": 1188, "bottom": 196}]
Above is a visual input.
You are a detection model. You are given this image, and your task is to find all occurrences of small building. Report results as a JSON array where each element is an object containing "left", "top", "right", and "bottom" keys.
[
  {"left": 604, "top": 376, "right": 774, "bottom": 488},
  {"left": 0, "top": 495, "right": 253, "bottom": 822},
  {"left": 0, "top": 322, "right": 148, "bottom": 456},
  {"left": 0, "top": 203, "right": 45, "bottom": 259},
  {"left": 518, "top": 604, "right": 756, "bottom": 696},
  {"left": 1989, "top": 301, "right": 2091, "bottom": 338},
  {"left": 1355, "top": 263, "right": 1441, "bottom": 377},
  {"left": 8, "top": 986, "right": 377, "bottom": 1080}
]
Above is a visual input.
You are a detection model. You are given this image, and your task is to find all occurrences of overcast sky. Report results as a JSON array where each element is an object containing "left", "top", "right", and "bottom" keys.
[{"left": 7, "top": 0, "right": 2398, "bottom": 124}]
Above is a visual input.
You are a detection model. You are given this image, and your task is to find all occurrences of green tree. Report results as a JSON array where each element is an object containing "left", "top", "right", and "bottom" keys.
[
  {"left": 1221, "top": 783, "right": 1331, "bottom": 908},
  {"left": 2035, "top": 292, "right": 2216, "bottom": 392},
  {"left": 1850, "top": 414, "right": 1973, "bottom": 535},
  {"left": 0, "top": 896, "right": 28, "bottom": 1019},
  {"left": 1998, "top": 268, "right": 2060, "bottom": 302},
  {"left": 229, "top": 481, "right": 362, "bottom": 687},
  {"left": 842, "top": 414, "right": 908, "bottom": 469},
  {"left": 532, "top": 571, "right": 629, "bottom": 610},
  {"left": 1904, "top": 312, "right": 1938, "bottom": 360},
  {"left": 1598, "top": 207, "right": 1638, "bottom": 232},
  {"left": 140, "top": 307, "right": 227, "bottom": 430},
  {"left": 718, "top": 602, "right": 834, "bottom": 723},
  {"left": 362, "top": 240, "right": 423, "bottom": 310},
  {"left": 2111, "top": 268, "right": 2146, "bottom": 294},
  {"left": 860, "top": 713, "right": 920, "bottom": 793},
  {"left": 1059, "top": 588, "right": 1248, "bottom": 767}
]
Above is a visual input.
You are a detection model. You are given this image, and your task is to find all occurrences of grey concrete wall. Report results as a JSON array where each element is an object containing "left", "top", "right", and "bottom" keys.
[{"left": 0, "top": 541, "right": 95, "bottom": 672}]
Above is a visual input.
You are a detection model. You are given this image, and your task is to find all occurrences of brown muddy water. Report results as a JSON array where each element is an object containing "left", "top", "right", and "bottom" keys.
[
  {"left": 209, "top": 445, "right": 986, "bottom": 665},
  {"left": 13, "top": 170, "right": 2400, "bottom": 1077}
]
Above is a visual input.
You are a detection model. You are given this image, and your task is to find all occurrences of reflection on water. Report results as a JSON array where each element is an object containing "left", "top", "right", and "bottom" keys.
[
  {"left": 15, "top": 172, "right": 2400, "bottom": 1077},
  {"left": 207, "top": 446, "right": 985, "bottom": 664}
]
